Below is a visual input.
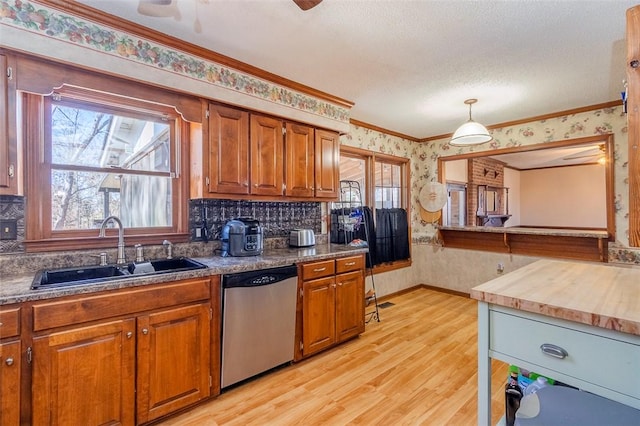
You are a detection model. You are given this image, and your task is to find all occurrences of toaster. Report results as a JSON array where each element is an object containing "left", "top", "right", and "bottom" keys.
[{"left": 289, "top": 229, "right": 315, "bottom": 247}]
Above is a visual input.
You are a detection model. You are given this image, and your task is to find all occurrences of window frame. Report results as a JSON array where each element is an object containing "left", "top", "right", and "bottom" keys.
[
  {"left": 23, "top": 88, "right": 190, "bottom": 252},
  {"left": 339, "top": 145, "right": 411, "bottom": 272}
]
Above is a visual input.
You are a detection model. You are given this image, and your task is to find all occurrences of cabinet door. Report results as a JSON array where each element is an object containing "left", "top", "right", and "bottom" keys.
[
  {"left": 285, "top": 122, "right": 315, "bottom": 197},
  {"left": 136, "top": 303, "right": 211, "bottom": 424},
  {"left": 250, "top": 114, "right": 284, "bottom": 196},
  {"left": 0, "top": 340, "right": 21, "bottom": 426},
  {"left": 208, "top": 104, "right": 249, "bottom": 194},
  {"left": 32, "top": 319, "right": 136, "bottom": 426},
  {"left": 335, "top": 270, "right": 365, "bottom": 342},
  {"left": 302, "top": 276, "right": 336, "bottom": 356},
  {"left": 0, "top": 53, "right": 17, "bottom": 193},
  {"left": 314, "top": 129, "right": 340, "bottom": 199}
]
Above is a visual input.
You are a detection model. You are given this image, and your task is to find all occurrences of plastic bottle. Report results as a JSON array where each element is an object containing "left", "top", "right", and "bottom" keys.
[
  {"left": 523, "top": 376, "right": 549, "bottom": 396},
  {"left": 505, "top": 367, "right": 523, "bottom": 426}
]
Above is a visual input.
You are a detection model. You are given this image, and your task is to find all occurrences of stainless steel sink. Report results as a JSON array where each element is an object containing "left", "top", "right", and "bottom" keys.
[{"left": 32, "top": 257, "right": 207, "bottom": 290}]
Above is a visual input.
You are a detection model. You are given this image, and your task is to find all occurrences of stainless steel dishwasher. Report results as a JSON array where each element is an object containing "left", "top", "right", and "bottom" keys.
[{"left": 221, "top": 264, "right": 298, "bottom": 389}]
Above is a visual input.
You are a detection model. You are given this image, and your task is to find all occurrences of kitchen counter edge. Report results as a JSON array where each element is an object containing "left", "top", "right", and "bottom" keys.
[
  {"left": 470, "top": 259, "right": 640, "bottom": 336},
  {"left": 0, "top": 245, "right": 368, "bottom": 305}
]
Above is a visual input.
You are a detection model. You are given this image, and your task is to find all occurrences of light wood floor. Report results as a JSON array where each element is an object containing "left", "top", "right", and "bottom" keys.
[{"left": 159, "top": 288, "right": 508, "bottom": 425}]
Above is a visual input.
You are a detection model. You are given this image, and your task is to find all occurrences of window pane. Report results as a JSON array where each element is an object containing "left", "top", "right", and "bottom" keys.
[
  {"left": 339, "top": 155, "right": 366, "bottom": 203},
  {"left": 51, "top": 170, "right": 172, "bottom": 230},
  {"left": 50, "top": 103, "right": 171, "bottom": 173},
  {"left": 374, "top": 161, "right": 402, "bottom": 208}
]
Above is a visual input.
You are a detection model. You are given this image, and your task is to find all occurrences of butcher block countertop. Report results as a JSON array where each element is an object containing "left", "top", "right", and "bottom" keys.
[{"left": 470, "top": 259, "right": 640, "bottom": 336}]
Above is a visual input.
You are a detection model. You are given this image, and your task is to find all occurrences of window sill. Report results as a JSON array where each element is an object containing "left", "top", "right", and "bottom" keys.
[
  {"left": 372, "top": 259, "right": 412, "bottom": 274},
  {"left": 23, "top": 233, "right": 190, "bottom": 253}
]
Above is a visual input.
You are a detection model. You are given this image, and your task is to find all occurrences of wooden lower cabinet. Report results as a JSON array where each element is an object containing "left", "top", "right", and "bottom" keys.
[
  {"left": 302, "top": 275, "right": 337, "bottom": 355},
  {"left": 136, "top": 303, "right": 211, "bottom": 424},
  {"left": 30, "top": 277, "right": 217, "bottom": 425},
  {"left": 32, "top": 319, "right": 137, "bottom": 425},
  {"left": 299, "top": 255, "right": 365, "bottom": 359},
  {"left": 335, "top": 270, "right": 365, "bottom": 342},
  {"left": 0, "top": 340, "right": 21, "bottom": 426}
]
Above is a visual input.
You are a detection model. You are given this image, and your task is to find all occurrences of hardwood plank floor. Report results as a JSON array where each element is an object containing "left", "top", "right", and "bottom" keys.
[{"left": 158, "top": 288, "right": 508, "bottom": 425}]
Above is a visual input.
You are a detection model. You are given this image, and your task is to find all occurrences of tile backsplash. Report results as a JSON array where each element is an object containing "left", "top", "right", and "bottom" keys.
[
  {"left": 0, "top": 196, "right": 322, "bottom": 254},
  {"left": 0, "top": 195, "right": 24, "bottom": 253},
  {"left": 189, "top": 199, "right": 322, "bottom": 241}
]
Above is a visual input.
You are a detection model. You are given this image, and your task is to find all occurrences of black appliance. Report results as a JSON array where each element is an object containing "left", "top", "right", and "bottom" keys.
[{"left": 220, "top": 218, "right": 263, "bottom": 257}]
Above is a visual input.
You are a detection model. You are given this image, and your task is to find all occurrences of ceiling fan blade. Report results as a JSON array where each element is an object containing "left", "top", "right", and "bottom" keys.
[{"left": 293, "top": 0, "right": 322, "bottom": 11}]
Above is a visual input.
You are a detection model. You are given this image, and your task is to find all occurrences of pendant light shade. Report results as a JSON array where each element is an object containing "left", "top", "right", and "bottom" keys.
[{"left": 450, "top": 99, "right": 492, "bottom": 146}]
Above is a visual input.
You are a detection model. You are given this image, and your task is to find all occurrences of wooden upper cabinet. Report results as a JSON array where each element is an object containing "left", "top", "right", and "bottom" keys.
[
  {"left": 250, "top": 114, "right": 284, "bottom": 196},
  {"left": 314, "top": 129, "right": 340, "bottom": 199},
  {"left": 285, "top": 122, "right": 315, "bottom": 197},
  {"left": 0, "top": 52, "right": 18, "bottom": 194},
  {"left": 198, "top": 102, "right": 340, "bottom": 200},
  {"left": 207, "top": 103, "right": 250, "bottom": 195}
]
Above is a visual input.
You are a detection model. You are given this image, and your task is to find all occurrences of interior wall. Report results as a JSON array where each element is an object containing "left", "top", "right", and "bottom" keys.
[
  {"left": 444, "top": 159, "right": 467, "bottom": 182},
  {"left": 520, "top": 164, "right": 606, "bottom": 228},
  {"left": 503, "top": 167, "right": 521, "bottom": 227}
]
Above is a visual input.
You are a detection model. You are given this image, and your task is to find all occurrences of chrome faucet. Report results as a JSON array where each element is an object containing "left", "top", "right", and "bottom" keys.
[
  {"left": 162, "top": 239, "right": 173, "bottom": 259},
  {"left": 99, "top": 215, "right": 126, "bottom": 265}
]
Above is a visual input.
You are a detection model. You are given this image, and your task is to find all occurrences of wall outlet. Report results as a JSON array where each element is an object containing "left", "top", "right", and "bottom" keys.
[
  {"left": 497, "top": 263, "right": 505, "bottom": 274},
  {"left": 195, "top": 228, "right": 202, "bottom": 238},
  {"left": 0, "top": 219, "right": 18, "bottom": 240}
]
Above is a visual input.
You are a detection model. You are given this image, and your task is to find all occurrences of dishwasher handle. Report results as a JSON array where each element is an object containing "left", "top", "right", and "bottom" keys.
[{"left": 222, "top": 264, "right": 297, "bottom": 288}]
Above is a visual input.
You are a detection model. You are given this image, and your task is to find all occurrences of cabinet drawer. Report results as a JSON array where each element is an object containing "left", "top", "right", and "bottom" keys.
[
  {"left": 301, "top": 260, "right": 335, "bottom": 280},
  {"left": 0, "top": 306, "right": 20, "bottom": 338},
  {"left": 335, "top": 255, "right": 364, "bottom": 274},
  {"left": 33, "top": 278, "right": 211, "bottom": 331},
  {"left": 490, "top": 309, "right": 640, "bottom": 400}
]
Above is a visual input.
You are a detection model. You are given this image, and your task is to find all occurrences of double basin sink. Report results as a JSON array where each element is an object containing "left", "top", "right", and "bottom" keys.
[{"left": 32, "top": 257, "right": 207, "bottom": 290}]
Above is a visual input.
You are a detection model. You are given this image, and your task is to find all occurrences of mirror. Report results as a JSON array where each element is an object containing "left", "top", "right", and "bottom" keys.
[{"left": 437, "top": 134, "right": 615, "bottom": 237}]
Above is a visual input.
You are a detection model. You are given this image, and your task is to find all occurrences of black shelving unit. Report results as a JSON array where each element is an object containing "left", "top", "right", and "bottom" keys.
[{"left": 331, "top": 180, "right": 380, "bottom": 323}]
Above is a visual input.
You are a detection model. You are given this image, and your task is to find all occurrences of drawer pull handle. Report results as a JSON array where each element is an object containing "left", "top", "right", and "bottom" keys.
[
  {"left": 344, "top": 262, "right": 356, "bottom": 266},
  {"left": 313, "top": 267, "right": 326, "bottom": 272},
  {"left": 5, "top": 357, "right": 14, "bottom": 366},
  {"left": 540, "top": 343, "right": 568, "bottom": 359}
]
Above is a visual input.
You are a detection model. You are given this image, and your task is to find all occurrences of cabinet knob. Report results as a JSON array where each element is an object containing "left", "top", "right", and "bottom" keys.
[
  {"left": 254, "top": 183, "right": 259, "bottom": 188},
  {"left": 142, "top": 328, "right": 149, "bottom": 335},
  {"left": 126, "top": 332, "right": 133, "bottom": 339},
  {"left": 5, "top": 357, "right": 14, "bottom": 366}
]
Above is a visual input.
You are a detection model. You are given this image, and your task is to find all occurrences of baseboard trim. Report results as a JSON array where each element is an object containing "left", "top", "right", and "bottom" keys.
[{"left": 375, "top": 284, "right": 469, "bottom": 304}]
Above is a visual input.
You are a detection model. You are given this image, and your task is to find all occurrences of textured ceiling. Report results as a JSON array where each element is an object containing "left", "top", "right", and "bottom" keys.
[{"left": 79, "top": 0, "right": 634, "bottom": 139}]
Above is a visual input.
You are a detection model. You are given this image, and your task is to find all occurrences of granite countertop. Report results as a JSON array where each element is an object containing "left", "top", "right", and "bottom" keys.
[
  {"left": 439, "top": 225, "right": 609, "bottom": 238},
  {"left": 470, "top": 259, "right": 640, "bottom": 336},
  {"left": 0, "top": 244, "right": 367, "bottom": 305}
]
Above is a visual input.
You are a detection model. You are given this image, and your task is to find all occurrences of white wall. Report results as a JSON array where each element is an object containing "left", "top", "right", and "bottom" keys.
[
  {"left": 503, "top": 167, "right": 521, "bottom": 227},
  {"left": 520, "top": 164, "right": 606, "bottom": 228}
]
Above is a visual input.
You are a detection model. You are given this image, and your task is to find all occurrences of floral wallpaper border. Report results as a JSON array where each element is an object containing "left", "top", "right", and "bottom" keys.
[{"left": 0, "top": 0, "right": 350, "bottom": 124}]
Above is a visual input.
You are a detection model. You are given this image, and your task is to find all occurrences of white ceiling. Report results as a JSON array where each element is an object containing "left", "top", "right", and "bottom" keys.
[{"left": 78, "top": 0, "right": 634, "bottom": 140}]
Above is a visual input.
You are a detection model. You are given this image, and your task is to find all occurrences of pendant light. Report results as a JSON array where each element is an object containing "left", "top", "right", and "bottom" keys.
[{"left": 450, "top": 98, "right": 492, "bottom": 146}]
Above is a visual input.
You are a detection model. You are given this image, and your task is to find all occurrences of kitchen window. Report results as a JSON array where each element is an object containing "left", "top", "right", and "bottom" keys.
[
  {"left": 338, "top": 146, "right": 411, "bottom": 271},
  {"left": 24, "top": 86, "right": 189, "bottom": 252}
]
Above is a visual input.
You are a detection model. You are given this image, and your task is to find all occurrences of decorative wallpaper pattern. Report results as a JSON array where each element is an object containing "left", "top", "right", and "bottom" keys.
[
  {"left": 0, "top": 0, "right": 350, "bottom": 124},
  {"left": 342, "top": 106, "right": 640, "bottom": 264}
]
